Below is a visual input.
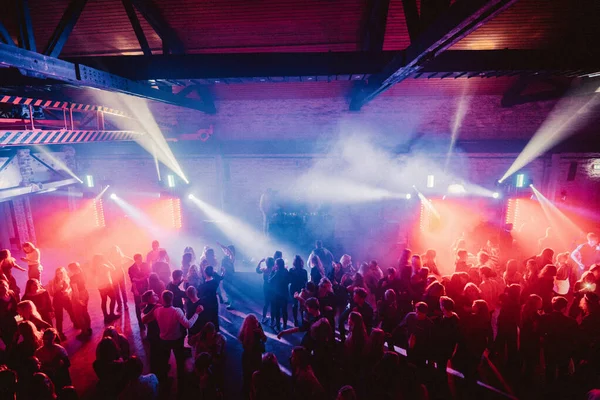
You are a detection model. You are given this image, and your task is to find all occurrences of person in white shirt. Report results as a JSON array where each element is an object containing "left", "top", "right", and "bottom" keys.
[
  {"left": 21, "top": 242, "right": 42, "bottom": 281},
  {"left": 143, "top": 290, "right": 203, "bottom": 390}
]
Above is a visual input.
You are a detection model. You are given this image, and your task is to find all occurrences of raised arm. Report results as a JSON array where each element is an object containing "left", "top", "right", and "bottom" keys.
[
  {"left": 571, "top": 244, "right": 585, "bottom": 270},
  {"left": 176, "top": 305, "right": 203, "bottom": 329},
  {"left": 255, "top": 259, "right": 266, "bottom": 274}
]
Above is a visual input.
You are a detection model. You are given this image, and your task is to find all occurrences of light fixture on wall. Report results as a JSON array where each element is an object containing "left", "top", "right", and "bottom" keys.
[
  {"left": 167, "top": 174, "right": 176, "bottom": 188},
  {"left": 426, "top": 175, "right": 435, "bottom": 188},
  {"left": 85, "top": 175, "right": 94, "bottom": 188}
]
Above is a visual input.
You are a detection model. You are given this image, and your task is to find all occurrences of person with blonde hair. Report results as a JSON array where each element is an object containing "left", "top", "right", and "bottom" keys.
[
  {"left": 21, "top": 242, "right": 42, "bottom": 280},
  {"left": 17, "top": 300, "right": 50, "bottom": 331},
  {"left": 22, "top": 279, "right": 53, "bottom": 326},
  {"left": 0, "top": 249, "right": 26, "bottom": 297},
  {"left": 47, "top": 267, "right": 76, "bottom": 341},
  {"left": 239, "top": 314, "right": 266, "bottom": 396}
]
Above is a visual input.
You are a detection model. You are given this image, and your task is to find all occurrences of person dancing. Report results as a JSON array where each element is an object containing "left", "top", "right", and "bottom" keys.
[
  {"left": 67, "top": 262, "right": 92, "bottom": 340},
  {"left": 21, "top": 242, "right": 42, "bottom": 281},
  {"left": 47, "top": 267, "right": 77, "bottom": 341},
  {"left": 0, "top": 249, "right": 27, "bottom": 298},
  {"left": 93, "top": 254, "right": 119, "bottom": 323}
]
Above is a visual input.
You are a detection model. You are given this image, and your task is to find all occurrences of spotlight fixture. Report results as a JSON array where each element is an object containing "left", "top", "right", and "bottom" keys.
[
  {"left": 426, "top": 175, "right": 435, "bottom": 188},
  {"left": 188, "top": 194, "right": 195, "bottom": 200},
  {"left": 492, "top": 192, "right": 500, "bottom": 199},
  {"left": 447, "top": 184, "right": 466, "bottom": 194},
  {"left": 110, "top": 193, "right": 118, "bottom": 200},
  {"left": 405, "top": 194, "right": 412, "bottom": 200},
  {"left": 85, "top": 175, "right": 94, "bottom": 188},
  {"left": 167, "top": 174, "right": 175, "bottom": 188}
]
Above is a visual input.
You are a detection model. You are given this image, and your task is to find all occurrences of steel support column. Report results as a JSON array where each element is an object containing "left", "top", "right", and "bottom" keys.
[
  {"left": 16, "top": 0, "right": 36, "bottom": 52},
  {"left": 122, "top": 0, "right": 152, "bottom": 56},
  {"left": 0, "top": 21, "right": 15, "bottom": 46},
  {"left": 130, "top": 0, "right": 184, "bottom": 54}
]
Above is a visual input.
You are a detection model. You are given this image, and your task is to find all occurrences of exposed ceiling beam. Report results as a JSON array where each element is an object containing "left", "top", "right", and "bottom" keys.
[
  {"left": 130, "top": 0, "right": 185, "bottom": 54},
  {"left": 0, "top": 21, "right": 15, "bottom": 47},
  {"left": 65, "top": 51, "right": 397, "bottom": 80},
  {"left": 121, "top": 0, "right": 152, "bottom": 56},
  {"left": 44, "top": 0, "right": 89, "bottom": 58},
  {"left": 0, "top": 178, "right": 79, "bottom": 201},
  {"left": 61, "top": 50, "right": 600, "bottom": 83},
  {"left": 401, "top": 0, "right": 421, "bottom": 42},
  {"left": 16, "top": 0, "right": 36, "bottom": 52},
  {"left": 362, "top": 0, "right": 392, "bottom": 51},
  {"left": 0, "top": 43, "right": 215, "bottom": 113},
  {"left": 349, "top": 0, "right": 520, "bottom": 110}
]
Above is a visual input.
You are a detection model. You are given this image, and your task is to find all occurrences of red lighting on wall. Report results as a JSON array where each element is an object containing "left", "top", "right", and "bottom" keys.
[
  {"left": 169, "top": 198, "right": 182, "bottom": 229},
  {"left": 93, "top": 199, "right": 106, "bottom": 228}
]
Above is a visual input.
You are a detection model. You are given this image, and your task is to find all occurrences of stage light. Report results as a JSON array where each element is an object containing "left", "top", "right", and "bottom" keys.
[
  {"left": 85, "top": 175, "right": 94, "bottom": 188},
  {"left": 405, "top": 194, "right": 412, "bottom": 200},
  {"left": 426, "top": 175, "right": 435, "bottom": 188},
  {"left": 188, "top": 194, "right": 195, "bottom": 200},
  {"left": 110, "top": 193, "right": 118, "bottom": 200},
  {"left": 167, "top": 174, "right": 175, "bottom": 188},
  {"left": 593, "top": 161, "right": 600, "bottom": 171},
  {"left": 516, "top": 174, "right": 525, "bottom": 188},
  {"left": 492, "top": 192, "right": 500, "bottom": 199},
  {"left": 448, "top": 184, "right": 466, "bottom": 194}
]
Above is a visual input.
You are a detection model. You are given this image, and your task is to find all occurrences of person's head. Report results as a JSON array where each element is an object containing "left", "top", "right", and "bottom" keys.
[
  {"left": 275, "top": 258, "right": 285, "bottom": 271},
  {"left": 158, "top": 249, "right": 168, "bottom": 261},
  {"left": 369, "top": 260, "right": 379, "bottom": 270},
  {"left": 293, "top": 255, "right": 304, "bottom": 270},
  {"left": 477, "top": 251, "right": 490, "bottom": 265},
  {"left": 0, "top": 365, "right": 17, "bottom": 399},
  {"left": 506, "top": 283, "right": 521, "bottom": 302},
  {"left": 415, "top": 302, "right": 428, "bottom": 318},
  {"left": 411, "top": 254, "right": 422, "bottom": 270},
  {"left": 152, "top": 240, "right": 159, "bottom": 250},
  {"left": 148, "top": 272, "right": 160, "bottom": 285},
  {"left": 186, "top": 285, "right": 197, "bottom": 299},
  {"left": 551, "top": 296, "right": 569, "bottom": 313},
  {"left": 319, "top": 277, "right": 332, "bottom": 293},
  {"left": 424, "top": 249, "right": 436, "bottom": 261},
  {"left": 425, "top": 281, "right": 445, "bottom": 297},
  {"left": 24, "top": 279, "right": 41, "bottom": 295},
  {"left": 239, "top": 314, "right": 260, "bottom": 340},
  {"left": 386, "top": 267, "right": 396, "bottom": 280},
  {"left": 384, "top": 289, "right": 396, "bottom": 303},
  {"left": 172, "top": 269, "right": 184, "bottom": 283},
  {"left": 540, "top": 248, "right": 555, "bottom": 261},
  {"left": 440, "top": 296, "right": 455, "bottom": 313},
  {"left": 60, "top": 387, "right": 78, "bottom": 400},
  {"left": 305, "top": 297, "right": 320, "bottom": 316},
  {"left": 539, "top": 264, "right": 557, "bottom": 279},
  {"left": 348, "top": 311, "right": 365, "bottom": 332},
  {"left": 273, "top": 251, "right": 283, "bottom": 260},
  {"left": 205, "top": 248, "right": 215, "bottom": 259},
  {"left": 290, "top": 346, "right": 311, "bottom": 370},
  {"left": 336, "top": 385, "right": 357, "bottom": 400},
  {"left": 0, "top": 249, "right": 11, "bottom": 260},
  {"left": 54, "top": 267, "right": 69, "bottom": 282},
  {"left": 162, "top": 290, "right": 174, "bottom": 307},
  {"left": 456, "top": 249, "right": 468, "bottom": 262},
  {"left": 124, "top": 356, "right": 144, "bottom": 381},
  {"left": 587, "top": 232, "right": 599, "bottom": 247},
  {"left": 133, "top": 254, "right": 143, "bottom": 265},
  {"left": 17, "top": 321, "right": 40, "bottom": 345},
  {"left": 590, "top": 264, "right": 600, "bottom": 279},
  {"left": 523, "top": 294, "right": 543, "bottom": 315},
  {"left": 580, "top": 292, "right": 600, "bottom": 316},
  {"left": 141, "top": 290, "right": 158, "bottom": 305},
  {"left": 472, "top": 299, "right": 490, "bottom": 319},
  {"left": 226, "top": 245, "right": 236, "bottom": 258},
  {"left": 505, "top": 259, "right": 518, "bottom": 275},
  {"left": 30, "top": 372, "right": 56, "bottom": 400},
  {"left": 315, "top": 240, "right": 323, "bottom": 249},
  {"left": 310, "top": 317, "right": 332, "bottom": 342},
  {"left": 480, "top": 266, "right": 496, "bottom": 280},
  {"left": 309, "top": 254, "right": 321, "bottom": 267},
  {"left": 201, "top": 322, "right": 216, "bottom": 338},
  {"left": 353, "top": 287, "right": 367, "bottom": 305},
  {"left": 398, "top": 249, "right": 412, "bottom": 267},
  {"left": 463, "top": 282, "right": 481, "bottom": 300},
  {"left": 17, "top": 300, "right": 41, "bottom": 320},
  {"left": 556, "top": 252, "right": 570, "bottom": 265},
  {"left": 67, "top": 262, "right": 82, "bottom": 276},
  {"left": 96, "top": 336, "right": 120, "bottom": 362},
  {"left": 188, "top": 265, "right": 199, "bottom": 278},
  {"left": 340, "top": 254, "right": 352, "bottom": 268},
  {"left": 259, "top": 353, "right": 281, "bottom": 377},
  {"left": 42, "top": 328, "right": 58, "bottom": 346},
  {"left": 182, "top": 252, "right": 193, "bottom": 265},
  {"left": 23, "top": 242, "right": 35, "bottom": 253},
  {"left": 264, "top": 257, "right": 275, "bottom": 269},
  {"left": 369, "top": 328, "right": 386, "bottom": 352},
  {"left": 204, "top": 266, "right": 214, "bottom": 277},
  {"left": 102, "top": 326, "right": 122, "bottom": 343}
]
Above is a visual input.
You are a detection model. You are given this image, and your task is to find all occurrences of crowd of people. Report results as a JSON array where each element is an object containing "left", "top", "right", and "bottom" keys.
[{"left": 1, "top": 231, "right": 600, "bottom": 399}]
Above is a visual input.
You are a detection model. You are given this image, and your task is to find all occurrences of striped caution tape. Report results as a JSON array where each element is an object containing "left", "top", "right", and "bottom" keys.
[
  {"left": 0, "top": 130, "right": 144, "bottom": 146},
  {"left": 0, "top": 95, "right": 129, "bottom": 117}
]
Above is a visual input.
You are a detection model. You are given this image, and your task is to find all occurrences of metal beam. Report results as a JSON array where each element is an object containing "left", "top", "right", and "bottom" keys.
[
  {"left": 121, "top": 0, "right": 152, "bottom": 56},
  {"left": 401, "top": 0, "right": 421, "bottom": 42},
  {"left": 0, "top": 21, "right": 15, "bottom": 47},
  {"left": 362, "top": 0, "right": 391, "bottom": 51},
  {"left": 0, "top": 178, "right": 79, "bottom": 201},
  {"left": 350, "top": 0, "right": 520, "bottom": 110},
  {"left": 16, "top": 0, "right": 36, "bottom": 52},
  {"left": 130, "top": 0, "right": 184, "bottom": 54},
  {"left": 0, "top": 130, "right": 144, "bottom": 146},
  {"left": 65, "top": 52, "right": 397, "bottom": 80},
  {"left": 0, "top": 43, "right": 214, "bottom": 113},
  {"left": 44, "top": 0, "right": 89, "bottom": 58}
]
